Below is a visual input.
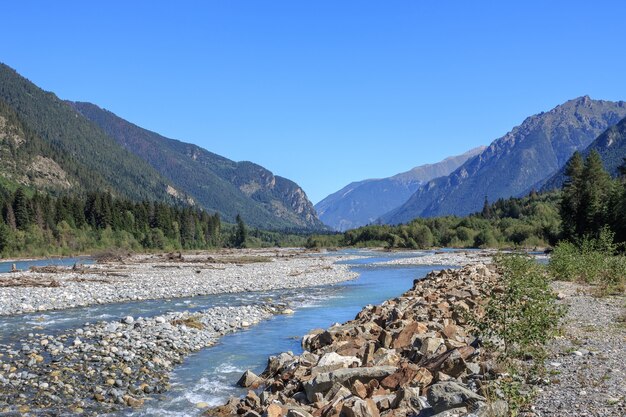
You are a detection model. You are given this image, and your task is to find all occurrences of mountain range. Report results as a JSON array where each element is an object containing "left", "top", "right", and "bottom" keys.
[
  {"left": 0, "top": 63, "right": 323, "bottom": 230},
  {"left": 378, "top": 96, "right": 626, "bottom": 224},
  {"left": 541, "top": 115, "right": 626, "bottom": 191},
  {"left": 314, "top": 146, "right": 485, "bottom": 231}
]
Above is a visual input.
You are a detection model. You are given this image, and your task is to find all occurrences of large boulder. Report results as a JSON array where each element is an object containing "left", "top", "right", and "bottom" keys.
[
  {"left": 427, "top": 381, "right": 485, "bottom": 413},
  {"left": 237, "top": 370, "right": 263, "bottom": 388}
]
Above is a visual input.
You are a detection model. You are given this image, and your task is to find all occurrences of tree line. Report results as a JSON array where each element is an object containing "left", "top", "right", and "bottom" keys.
[
  {"left": 308, "top": 151, "right": 626, "bottom": 250},
  {"left": 0, "top": 188, "right": 223, "bottom": 256}
]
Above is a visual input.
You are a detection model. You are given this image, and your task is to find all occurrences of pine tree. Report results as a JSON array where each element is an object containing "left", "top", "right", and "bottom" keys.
[
  {"left": 560, "top": 152, "right": 584, "bottom": 240},
  {"left": 234, "top": 214, "right": 247, "bottom": 248},
  {"left": 12, "top": 187, "right": 31, "bottom": 230},
  {"left": 580, "top": 150, "right": 613, "bottom": 238},
  {"left": 481, "top": 196, "right": 492, "bottom": 219}
]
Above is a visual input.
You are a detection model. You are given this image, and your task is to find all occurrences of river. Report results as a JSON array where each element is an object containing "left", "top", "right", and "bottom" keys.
[{"left": 0, "top": 250, "right": 455, "bottom": 416}]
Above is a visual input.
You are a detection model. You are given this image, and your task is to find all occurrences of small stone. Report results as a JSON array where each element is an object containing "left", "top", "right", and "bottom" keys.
[{"left": 122, "top": 316, "right": 134, "bottom": 324}]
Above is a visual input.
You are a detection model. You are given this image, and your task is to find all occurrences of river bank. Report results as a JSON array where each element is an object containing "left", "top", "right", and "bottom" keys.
[
  {"left": 0, "top": 249, "right": 358, "bottom": 316},
  {"left": 208, "top": 263, "right": 505, "bottom": 417}
]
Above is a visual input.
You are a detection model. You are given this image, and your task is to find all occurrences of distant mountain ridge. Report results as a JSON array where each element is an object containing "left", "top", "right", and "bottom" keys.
[
  {"left": 315, "top": 146, "right": 485, "bottom": 231},
  {"left": 541, "top": 115, "right": 626, "bottom": 190},
  {"left": 0, "top": 62, "right": 323, "bottom": 230},
  {"left": 69, "top": 102, "right": 323, "bottom": 230},
  {"left": 380, "top": 96, "right": 626, "bottom": 224}
]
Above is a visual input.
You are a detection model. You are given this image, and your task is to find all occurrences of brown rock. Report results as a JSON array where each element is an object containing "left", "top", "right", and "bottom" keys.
[
  {"left": 380, "top": 364, "right": 418, "bottom": 390},
  {"left": 413, "top": 368, "right": 433, "bottom": 387},
  {"left": 351, "top": 380, "right": 368, "bottom": 399},
  {"left": 341, "top": 399, "right": 379, "bottom": 417},
  {"left": 238, "top": 370, "right": 263, "bottom": 389},
  {"left": 266, "top": 403, "right": 284, "bottom": 417},
  {"left": 391, "top": 321, "right": 428, "bottom": 349}
]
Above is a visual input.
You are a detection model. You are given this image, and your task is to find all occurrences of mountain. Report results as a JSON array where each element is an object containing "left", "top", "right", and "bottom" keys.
[
  {"left": 315, "top": 147, "right": 485, "bottom": 231},
  {"left": 542, "top": 115, "right": 626, "bottom": 190},
  {"left": 69, "top": 102, "right": 324, "bottom": 230},
  {"left": 380, "top": 96, "right": 626, "bottom": 224},
  {"left": 0, "top": 63, "right": 180, "bottom": 203}
]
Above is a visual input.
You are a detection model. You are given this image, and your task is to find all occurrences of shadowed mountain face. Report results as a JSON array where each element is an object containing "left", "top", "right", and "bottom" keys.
[
  {"left": 69, "top": 102, "right": 324, "bottom": 230},
  {"left": 315, "top": 147, "right": 485, "bottom": 231},
  {"left": 380, "top": 96, "right": 626, "bottom": 225},
  {"left": 541, "top": 116, "right": 626, "bottom": 191},
  {"left": 0, "top": 63, "right": 180, "bottom": 203}
]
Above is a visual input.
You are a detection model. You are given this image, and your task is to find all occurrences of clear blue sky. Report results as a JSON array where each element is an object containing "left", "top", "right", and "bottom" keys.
[{"left": 1, "top": 1, "right": 625, "bottom": 204}]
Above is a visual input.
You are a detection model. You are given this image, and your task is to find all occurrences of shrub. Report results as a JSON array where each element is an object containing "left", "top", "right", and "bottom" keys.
[{"left": 474, "top": 254, "right": 564, "bottom": 355}]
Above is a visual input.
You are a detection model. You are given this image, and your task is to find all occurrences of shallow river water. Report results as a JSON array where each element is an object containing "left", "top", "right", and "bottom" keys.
[{"left": 0, "top": 250, "right": 455, "bottom": 416}]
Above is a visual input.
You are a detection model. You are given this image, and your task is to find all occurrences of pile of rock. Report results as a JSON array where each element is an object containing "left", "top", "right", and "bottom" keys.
[{"left": 210, "top": 264, "right": 508, "bottom": 417}]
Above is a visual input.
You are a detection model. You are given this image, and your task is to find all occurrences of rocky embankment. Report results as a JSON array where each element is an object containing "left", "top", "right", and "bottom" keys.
[
  {"left": 0, "top": 303, "right": 289, "bottom": 415},
  {"left": 0, "top": 249, "right": 357, "bottom": 315},
  {"left": 210, "top": 264, "right": 508, "bottom": 417}
]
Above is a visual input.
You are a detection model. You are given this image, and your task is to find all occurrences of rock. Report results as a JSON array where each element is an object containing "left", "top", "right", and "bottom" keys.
[
  {"left": 341, "top": 398, "right": 380, "bottom": 417},
  {"left": 122, "top": 316, "right": 134, "bottom": 324},
  {"left": 304, "top": 366, "right": 396, "bottom": 402},
  {"left": 420, "top": 337, "right": 444, "bottom": 356},
  {"left": 126, "top": 396, "right": 144, "bottom": 407},
  {"left": 391, "top": 321, "right": 428, "bottom": 349},
  {"left": 196, "top": 402, "right": 210, "bottom": 408},
  {"left": 476, "top": 399, "right": 508, "bottom": 416},
  {"left": 427, "top": 381, "right": 485, "bottom": 413},
  {"left": 286, "top": 409, "right": 313, "bottom": 417},
  {"left": 155, "top": 316, "right": 166, "bottom": 324},
  {"left": 317, "top": 352, "right": 360, "bottom": 368},
  {"left": 351, "top": 380, "right": 368, "bottom": 399},
  {"left": 266, "top": 403, "right": 284, "bottom": 417},
  {"left": 282, "top": 309, "right": 295, "bottom": 315},
  {"left": 238, "top": 370, "right": 263, "bottom": 388}
]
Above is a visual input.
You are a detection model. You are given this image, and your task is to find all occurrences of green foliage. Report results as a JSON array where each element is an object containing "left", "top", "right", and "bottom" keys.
[
  {"left": 342, "top": 192, "right": 561, "bottom": 249},
  {"left": 0, "top": 188, "right": 223, "bottom": 257},
  {"left": 549, "top": 228, "right": 626, "bottom": 294},
  {"left": 233, "top": 214, "right": 247, "bottom": 248},
  {"left": 474, "top": 254, "right": 564, "bottom": 355}
]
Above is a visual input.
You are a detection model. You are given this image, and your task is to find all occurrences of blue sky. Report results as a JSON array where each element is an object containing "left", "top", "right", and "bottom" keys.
[{"left": 1, "top": 1, "right": 625, "bottom": 203}]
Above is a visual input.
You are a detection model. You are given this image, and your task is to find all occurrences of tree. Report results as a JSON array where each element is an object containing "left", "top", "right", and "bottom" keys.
[
  {"left": 12, "top": 187, "right": 31, "bottom": 230},
  {"left": 234, "top": 214, "right": 247, "bottom": 248},
  {"left": 560, "top": 152, "right": 584, "bottom": 240},
  {"left": 0, "top": 222, "right": 9, "bottom": 252},
  {"left": 579, "top": 150, "right": 613, "bottom": 238},
  {"left": 481, "top": 196, "right": 492, "bottom": 219}
]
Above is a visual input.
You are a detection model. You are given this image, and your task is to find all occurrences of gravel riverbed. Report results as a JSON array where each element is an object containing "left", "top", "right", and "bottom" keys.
[
  {"left": 0, "top": 249, "right": 358, "bottom": 316},
  {"left": 531, "top": 282, "right": 626, "bottom": 416},
  {"left": 0, "top": 304, "right": 282, "bottom": 415},
  {"left": 374, "top": 250, "right": 494, "bottom": 266}
]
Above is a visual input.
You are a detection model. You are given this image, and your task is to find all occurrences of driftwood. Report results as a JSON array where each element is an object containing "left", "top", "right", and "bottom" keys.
[{"left": 0, "top": 276, "right": 61, "bottom": 288}]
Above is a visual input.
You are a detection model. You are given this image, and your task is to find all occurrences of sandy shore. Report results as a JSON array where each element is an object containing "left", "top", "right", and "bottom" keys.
[{"left": 0, "top": 249, "right": 358, "bottom": 316}]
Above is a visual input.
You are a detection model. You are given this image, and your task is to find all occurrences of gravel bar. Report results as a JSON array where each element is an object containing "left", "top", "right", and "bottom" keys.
[{"left": 0, "top": 249, "right": 358, "bottom": 316}]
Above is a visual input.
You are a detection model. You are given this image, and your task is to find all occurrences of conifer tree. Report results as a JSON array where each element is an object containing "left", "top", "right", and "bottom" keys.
[
  {"left": 12, "top": 187, "right": 31, "bottom": 230},
  {"left": 580, "top": 150, "right": 612, "bottom": 237},
  {"left": 560, "top": 152, "right": 584, "bottom": 240},
  {"left": 234, "top": 214, "right": 247, "bottom": 248}
]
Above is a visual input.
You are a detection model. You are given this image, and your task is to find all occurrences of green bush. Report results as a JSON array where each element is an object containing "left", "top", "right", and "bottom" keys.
[
  {"left": 549, "top": 228, "right": 626, "bottom": 294},
  {"left": 475, "top": 254, "right": 564, "bottom": 355}
]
